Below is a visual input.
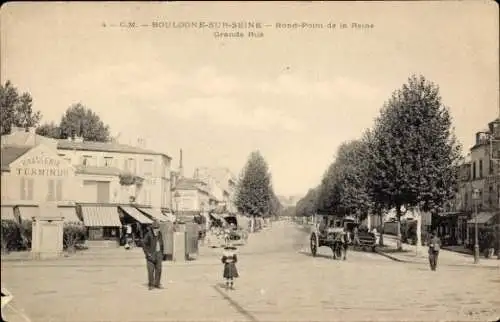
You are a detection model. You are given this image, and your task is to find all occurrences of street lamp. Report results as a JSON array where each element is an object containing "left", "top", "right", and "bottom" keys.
[{"left": 472, "top": 188, "right": 480, "bottom": 264}]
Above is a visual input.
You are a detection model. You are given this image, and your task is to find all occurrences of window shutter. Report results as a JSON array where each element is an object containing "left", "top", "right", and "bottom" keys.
[
  {"left": 27, "top": 179, "right": 34, "bottom": 200},
  {"left": 56, "top": 180, "right": 63, "bottom": 201},
  {"left": 20, "top": 178, "right": 26, "bottom": 200},
  {"left": 47, "top": 179, "right": 55, "bottom": 201}
]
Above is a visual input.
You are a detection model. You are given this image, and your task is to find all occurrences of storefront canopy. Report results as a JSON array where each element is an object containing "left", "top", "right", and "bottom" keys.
[
  {"left": 0, "top": 206, "right": 16, "bottom": 221},
  {"left": 119, "top": 206, "right": 153, "bottom": 224},
  {"left": 81, "top": 206, "right": 122, "bottom": 227},
  {"left": 58, "top": 207, "right": 82, "bottom": 224},
  {"left": 138, "top": 208, "right": 170, "bottom": 222},
  {"left": 18, "top": 206, "right": 40, "bottom": 222},
  {"left": 467, "top": 212, "right": 496, "bottom": 225}
]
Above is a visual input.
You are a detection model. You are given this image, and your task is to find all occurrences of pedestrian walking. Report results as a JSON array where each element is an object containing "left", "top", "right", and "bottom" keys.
[
  {"left": 428, "top": 230, "right": 441, "bottom": 271},
  {"left": 142, "top": 221, "right": 165, "bottom": 290},
  {"left": 221, "top": 244, "right": 239, "bottom": 290}
]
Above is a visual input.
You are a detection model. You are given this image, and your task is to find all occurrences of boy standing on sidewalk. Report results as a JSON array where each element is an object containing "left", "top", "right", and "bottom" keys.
[{"left": 428, "top": 231, "right": 441, "bottom": 271}]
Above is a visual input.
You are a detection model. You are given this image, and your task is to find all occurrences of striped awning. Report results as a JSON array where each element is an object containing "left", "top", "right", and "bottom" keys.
[
  {"left": 0, "top": 207, "right": 16, "bottom": 221},
  {"left": 119, "top": 206, "right": 153, "bottom": 224},
  {"left": 139, "top": 208, "right": 170, "bottom": 222},
  {"left": 58, "top": 207, "right": 82, "bottom": 224},
  {"left": 81, "top": 206, "right": 122, "bottom": 227},
  {"left": 467, "top": 212, "right": 495, "bottom": 225},
  {"left": 18, "top": 207, "right": 40, "bottom": 221}
]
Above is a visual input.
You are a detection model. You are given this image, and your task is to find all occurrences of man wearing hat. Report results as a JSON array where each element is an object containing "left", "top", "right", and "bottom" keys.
[{"left": 142, "top": 221, "right": 165, "bottom": 290}]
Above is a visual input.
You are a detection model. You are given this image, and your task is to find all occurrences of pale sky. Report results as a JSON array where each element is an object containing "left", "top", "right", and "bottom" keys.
[{"left": 1, "top": 1, "right": 498, "bottom": 197}]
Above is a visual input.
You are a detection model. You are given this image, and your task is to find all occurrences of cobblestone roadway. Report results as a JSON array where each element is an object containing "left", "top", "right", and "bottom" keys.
[{"left": 2, "top": 221, "right": 499, "bottom": 322}]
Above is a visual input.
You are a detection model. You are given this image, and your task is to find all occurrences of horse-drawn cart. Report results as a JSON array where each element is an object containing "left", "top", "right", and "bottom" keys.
[{"left": 310, "top": 214, "right": 349, "bottom": 260}]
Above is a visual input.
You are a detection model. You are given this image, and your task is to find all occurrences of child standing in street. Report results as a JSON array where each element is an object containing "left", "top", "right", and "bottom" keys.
[{"left": 221, "top": 244, "right": 239, "bottom": 289}]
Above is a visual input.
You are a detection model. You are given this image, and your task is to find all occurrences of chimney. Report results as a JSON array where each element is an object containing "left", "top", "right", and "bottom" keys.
[{"left": 179, "top": 149, "right": 184, "bottom": 178}]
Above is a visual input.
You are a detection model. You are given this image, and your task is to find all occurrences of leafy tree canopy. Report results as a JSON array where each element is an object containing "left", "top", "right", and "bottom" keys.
[
  {"left": 0, "top": 81, "right": 42, "bottom": 135},
  {"left": 235, "top": 150, "right": 274, "bottom": 217}
]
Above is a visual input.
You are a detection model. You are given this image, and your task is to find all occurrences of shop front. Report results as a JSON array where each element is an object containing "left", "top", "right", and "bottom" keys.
[{"left": 79, "top": 205, "right": 122, "bottom": 246}]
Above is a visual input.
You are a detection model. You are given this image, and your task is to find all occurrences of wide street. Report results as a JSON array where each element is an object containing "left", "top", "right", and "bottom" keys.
[{"left": 2, "top": 221, "right": 499, "bottom": 322}]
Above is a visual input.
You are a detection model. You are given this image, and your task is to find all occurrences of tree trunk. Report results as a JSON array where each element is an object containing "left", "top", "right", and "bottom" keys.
[
  {"left": 396, "top": 206, "right": 403, "bottom": 251},
  {"left": 414, "top": 208, "right": 422, "bottom": 254},
  {"left": 379, "top": 213, "right": 385, "bottom": 246},
  {"left": 250, "top": 215, "right": 255, "bottom": 233}
]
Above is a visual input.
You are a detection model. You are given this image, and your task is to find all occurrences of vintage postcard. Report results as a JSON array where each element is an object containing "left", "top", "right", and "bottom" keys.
[{"left": 1, "top": 1, "right": 499, "bottom": 322}]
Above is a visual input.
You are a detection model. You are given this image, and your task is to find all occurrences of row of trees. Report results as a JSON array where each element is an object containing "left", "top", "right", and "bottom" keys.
[
  {"left": 1, "top": 81, "right": 111, "bottom": 141},
  {"left": 296, "top": 75, "right": 463, "bottom": 249},
  {"left": 235, "top": 150, "right": 283, "bottom": 231}
]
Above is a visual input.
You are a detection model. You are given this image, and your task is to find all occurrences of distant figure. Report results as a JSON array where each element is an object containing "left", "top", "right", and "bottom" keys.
[
  {"left": 142, "top": 221, "right": 165, "bottom": 290},
  {"left": 428, "top": 231, "right": 441, "bottom": 271},
  {"left": 221, "top": 244, "right": 239, "bottom": 290}
]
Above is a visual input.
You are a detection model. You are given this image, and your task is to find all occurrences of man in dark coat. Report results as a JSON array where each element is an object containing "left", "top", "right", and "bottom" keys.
[
  {"left": 428, "top": 230, "right": 441, "bottom": 271},
  {"left": 142, "top": 221, "right": 165, "bottom": 290}
]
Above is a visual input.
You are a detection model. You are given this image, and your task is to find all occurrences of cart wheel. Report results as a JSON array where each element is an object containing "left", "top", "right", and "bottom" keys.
[{"left": 310, "top": 234, "right": 317, "bottom": 257}]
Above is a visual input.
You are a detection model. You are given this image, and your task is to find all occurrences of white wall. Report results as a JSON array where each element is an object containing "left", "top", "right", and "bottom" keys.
[{"left": 57, "top": 148, "right": 171, "bottom": 208}]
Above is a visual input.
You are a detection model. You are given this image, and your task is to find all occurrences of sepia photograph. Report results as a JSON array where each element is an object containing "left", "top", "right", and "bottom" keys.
[{"left": 0, "top": 1, "right": 499, "bottom": 321}]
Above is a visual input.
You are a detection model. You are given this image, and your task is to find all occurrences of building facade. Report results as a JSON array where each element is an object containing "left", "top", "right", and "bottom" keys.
[
  {"left": 193, "top": 167, "right": 238, "bottom": 213},
  {"left": 1, "top": 128, "right": 173, "bottom": 242},
  {"left": 442, "top": 118, "right": 500, "bottom": 247},
  {"left": 172, "top": 177, "right": 217, "bottom": 214}
]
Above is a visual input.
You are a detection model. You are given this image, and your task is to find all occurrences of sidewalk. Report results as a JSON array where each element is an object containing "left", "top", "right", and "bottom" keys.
[{"left": 376, "top": 235, "right": 500, "bottom": 269}]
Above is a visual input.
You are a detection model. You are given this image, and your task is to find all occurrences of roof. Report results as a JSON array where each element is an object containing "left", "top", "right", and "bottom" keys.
[
  {"left": 1, "top": 146, "right": 32, "bottom": 170},
  {"left": 57, "top": 139, "right": 172, "bottom": 160},
  {"left": 74, "top": 165, "right": 122, "bottom": 176},
  {"left": 174, "top": 178, "right": 213, "bottom": 196},
  {"left": 467, "top": 212, "right": 497, "bottom": 224}
]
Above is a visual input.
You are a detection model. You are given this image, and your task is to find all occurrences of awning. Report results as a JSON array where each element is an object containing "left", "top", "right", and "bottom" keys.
[
  {"left": 0, "top": 207, "right": 16, "bottom": 221},
  {"left": 138, "top": 208, "right": 169, "bottom": 222},
  {"left": 467, "top": 212, "right": 495, "bottom": 225},
  {"left": 119, "top": 206, "right": 153, "bottom": 224},
  {"left": 162, "top": 211, "right": 176, "bottom": 222},
  {"left": 18, "top": 207, "right": 40, "bottom": 221},
  {"left": 81, "top": 206, "right": 122, "bottom": 227},
  {"left": 58, "top": 207, "right": 82, "bottom": 224}
]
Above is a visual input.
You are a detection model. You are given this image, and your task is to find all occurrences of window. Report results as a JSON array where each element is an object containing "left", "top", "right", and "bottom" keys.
[
  {"left": 125, "top": 158, "right": 136, "bottom": 173},
  {"left": 472, "top": 161, "right": 476, "bottom": 179},
  {"left": 82, "top": 155, "right": 93, "bottom": 166},
  {"left": 490, "top": 160, "right": 494, "bottom": 174},
  {"left": 104, "top": 157, "right": 113, "bottom": 167},
  {"left": 58, "top": 154, "right": 66, "bottom": 158},
  {"left": 479, "top": 159, "right": 483, "bottom": 178},
  {"left": 20, "top": 178, "right": 34, "bottom": 200},
  {"left": 47, "top": 180, "right": 64, "bottom": 201},
  {"left": 56, "top": 180, "right": 63, "bottom": 201},
  {"left": 143, "top": 159, "right": 153, "bottom": 177},
  {"left": 47, "top": 180, "right": 55, "bottom": 201}
]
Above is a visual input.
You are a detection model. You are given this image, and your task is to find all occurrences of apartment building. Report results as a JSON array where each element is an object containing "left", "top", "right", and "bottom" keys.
[
  {"left": 1, "top": 127, "right": 173, "bottom": 242},
  {"left": 439, "top": 118, "right": 500, "bottom": 246},
  {"left": 193, "top": 167, "right": 238, "bottom": 213}
]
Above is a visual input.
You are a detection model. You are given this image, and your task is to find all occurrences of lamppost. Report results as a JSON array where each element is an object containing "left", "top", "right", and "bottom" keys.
[{"left": 472, "top": 188, "right": 480, "bottom": 264}]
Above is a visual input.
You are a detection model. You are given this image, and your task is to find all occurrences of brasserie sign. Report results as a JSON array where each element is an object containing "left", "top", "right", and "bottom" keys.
[{"left": 15, "top": 155, "right": 70, "bottom": 177}]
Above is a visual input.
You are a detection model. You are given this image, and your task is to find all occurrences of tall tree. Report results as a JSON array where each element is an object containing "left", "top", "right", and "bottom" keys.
[
  {"left": 296, "top": 187, "right": 319, "bottom": 217},
  {"left": 59, "top": 103, "right": 111, "bottom": 142},
  {"left": 0, "top": 81, "right": 42, "bottom": 135},
  {"left": 235, "top": 150, "right": 273, "bottom": 232},
  {"left": 369, "top": 74, "right": 462, "bottom": 249},
  {"left": 36, "top": 121, "right": 61, "bottom": 139}
]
